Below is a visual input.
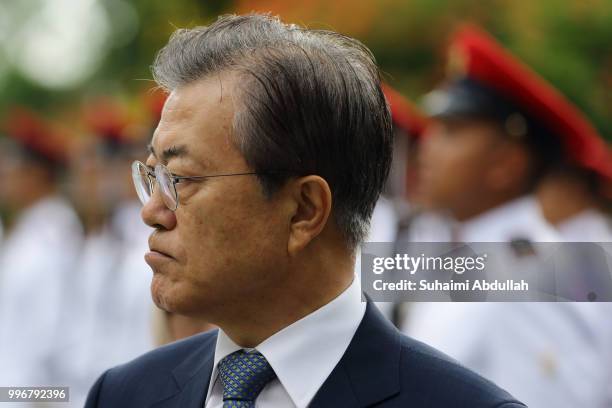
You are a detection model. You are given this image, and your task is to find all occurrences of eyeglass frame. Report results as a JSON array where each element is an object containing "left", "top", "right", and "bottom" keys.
[{"left": 132, "top": 160, "right": 292, "bottom": 211}]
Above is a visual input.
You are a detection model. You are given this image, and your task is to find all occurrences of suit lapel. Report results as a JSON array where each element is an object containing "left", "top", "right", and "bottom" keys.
[
  {"left": 310, "top": 302, "right": 401, "bottom": 408},
  {"left": 147, "top": 303, "right": 401, "bottom": 408},
  {"left": 150, "top": 331, "right": 217, "bottom": 408}
]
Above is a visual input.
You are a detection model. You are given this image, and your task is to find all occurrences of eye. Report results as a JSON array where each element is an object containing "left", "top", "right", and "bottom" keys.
[
  {"left": 169, "top": 172, "right": 195, "bottom": 186},
  {"left": 166, "top": 166, "right": 198, "bottom": 181},
  {"left": 166, "top": 169, "right": 186, "bottom": 180},
  {"left": 174, "top": 176, "right": 200, "bottom": 186}
]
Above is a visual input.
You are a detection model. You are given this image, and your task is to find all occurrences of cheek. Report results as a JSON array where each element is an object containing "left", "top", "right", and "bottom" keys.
[
  {"left": 156, "top": 181, "right": 290, "bottom": 314},
  {"left": 176, "top": 183, "right": 285, "bottom": 276}
]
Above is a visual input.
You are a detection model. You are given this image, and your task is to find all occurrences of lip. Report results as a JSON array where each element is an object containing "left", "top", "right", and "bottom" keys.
[
  {"left": 148, "top": 246, "right": 174, "bottom": 258},
  {"left": 145, "top": 250, "right": 175, "bottom": 268},
  {"left": 148, "top": 232, "right": 176, "bottom": 257},
  {"left": 146, "top": 234, "right": 177, "bottom": 267}
]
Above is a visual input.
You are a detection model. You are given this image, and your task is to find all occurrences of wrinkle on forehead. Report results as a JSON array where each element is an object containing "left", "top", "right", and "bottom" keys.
[
  {"left": 159, "top": 72, "right": 238, "bottom": 130},
  {"left": 149, "top": 72, "right": 242, "bottom": 170}
]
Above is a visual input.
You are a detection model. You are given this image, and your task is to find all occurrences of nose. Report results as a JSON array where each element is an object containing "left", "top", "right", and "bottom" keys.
[{"left": 141, "top": 187, "right": 177, "bottom": 231}]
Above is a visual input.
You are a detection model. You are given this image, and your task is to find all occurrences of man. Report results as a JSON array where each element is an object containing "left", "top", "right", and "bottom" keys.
[
  {"left": 374, "top": 84, "right": 453, "bottom": 323},
  {"left": 401, "top": 24, "right": 612, "bottom": 408},
  {"left": 61, "top": 97, "right": 157, "bottom": 407},
  {"left": 0, "top": 107, "right": 83, "bottom": 389},
  {"left": 85, "top": 14, "right": 523, "bottom": 408},
  {"left": 381, "top": 83, "right": 454, "bottom": 243}
]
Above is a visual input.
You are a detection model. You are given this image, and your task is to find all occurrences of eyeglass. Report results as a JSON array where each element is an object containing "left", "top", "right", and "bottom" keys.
[{"left": 132, "top": 160, "right": 281, "bottom": 211}]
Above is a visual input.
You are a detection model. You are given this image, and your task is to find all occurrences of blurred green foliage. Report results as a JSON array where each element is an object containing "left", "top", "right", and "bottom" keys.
[{"left": 0, "top": 0, "right": 610, "bottom": 137}]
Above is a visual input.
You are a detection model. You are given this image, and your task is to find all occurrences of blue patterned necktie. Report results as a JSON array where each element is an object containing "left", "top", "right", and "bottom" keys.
[{"left": 217, "top": 350, "right": 277, "bottom": 408}]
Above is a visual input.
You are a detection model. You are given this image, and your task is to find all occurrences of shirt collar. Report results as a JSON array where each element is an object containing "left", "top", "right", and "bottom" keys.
[{"left": 208, "top": 276, "right": 366, "bottom": 408}]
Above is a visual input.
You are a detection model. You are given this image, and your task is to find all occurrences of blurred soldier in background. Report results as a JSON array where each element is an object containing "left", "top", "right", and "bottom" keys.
[
  {"left": 0, "top": 140, "right": 5, "bottom": 244},
  {"left": 0, "top": 108, "right": 83, "bottom": 390},
  {"left": 380, "top": 83, "right": 428, "bottom": 210},
  {"left": 367, "top": 83, "right": 429, "bottom": 251},
  {"left": 361, "top": 83, "right": 427, "bottom": 321},
  {"left": 373, "top": 84, "right": 453, "bottom": 323},
  {"left": 536, "top": 162, "right": 612, "bottom": 304},
  {"left": 537, "top": 165, "right": 612, "bottom": 241},
  {"left": 61, "top": 97, "right": 156, "bottom": 406},
  {"left": 382, "top": 83, "right": 455, "bottom": 244},
  {"left": 401, "top": 25, "right": 612, "bottom": 408}
]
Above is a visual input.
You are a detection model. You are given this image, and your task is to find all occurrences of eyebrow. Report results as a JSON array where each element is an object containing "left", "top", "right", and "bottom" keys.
[{"left": 147, "top": 143, "right": 189, "bottom": 164}]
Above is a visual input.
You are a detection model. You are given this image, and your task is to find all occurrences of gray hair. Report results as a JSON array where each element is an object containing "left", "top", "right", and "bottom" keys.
[{"left": 152, "top": 13, "right": 393, "bottom": 248}]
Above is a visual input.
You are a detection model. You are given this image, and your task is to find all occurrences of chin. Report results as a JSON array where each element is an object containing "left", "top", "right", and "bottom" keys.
[
  {"left": 150, "top": 274, "right": 176, "bottom": 312},
  {"left": 150, "top": 277, "right": 211, "bottom": 317}
]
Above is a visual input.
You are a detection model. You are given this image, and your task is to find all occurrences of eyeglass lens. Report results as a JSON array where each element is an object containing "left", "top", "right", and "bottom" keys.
[{"left": 131, "top": 161, "right": 179, "bottom": 211}]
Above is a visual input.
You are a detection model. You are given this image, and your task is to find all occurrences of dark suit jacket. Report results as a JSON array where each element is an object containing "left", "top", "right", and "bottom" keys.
[{"left": 85, "top": 302, "right": 526, "bottom": 407}]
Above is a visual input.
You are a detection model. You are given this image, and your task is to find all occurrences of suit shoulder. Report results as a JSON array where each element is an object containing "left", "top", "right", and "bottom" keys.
[
  {"left": 97, "top": 329, "right": 216, "bottom": 393},
  {"left": 397, "top": 334, "right": 526, "bottom": 407},
  {"left": 108, "top": 329, "right": 217, "bottom": 379},
  {"left": 85, "top": 329, "right": 217, "bottom": 407}
]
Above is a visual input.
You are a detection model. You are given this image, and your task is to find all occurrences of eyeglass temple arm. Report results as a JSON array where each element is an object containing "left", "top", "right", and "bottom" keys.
[{"left": 172, "top": 172, "right": 260, "bottom": 183}]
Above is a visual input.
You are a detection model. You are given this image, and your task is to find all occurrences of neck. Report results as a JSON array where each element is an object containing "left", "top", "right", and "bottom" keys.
[
  {"left": 18, "top": 185, "right": 56, "bottom": 213},
  {"left": 3, "top": 188, "right": 56, "bottom": 234},
  {"left": 537, "top": 176, "right": 598, "bottom": 226},
  {"left": 215, "top": 245, "right": 355, "bottom": 348}
]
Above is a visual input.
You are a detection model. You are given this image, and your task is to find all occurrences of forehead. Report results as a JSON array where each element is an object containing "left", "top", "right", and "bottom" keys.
[
  {"left": 431, "top": 117, "right": 505, "bottom": 142},
  {"left": 435, "top": 116, "right": 500, "bottom": 134},
  {"left": 150, "top": 73, "right": 239, "bottom": 166}
]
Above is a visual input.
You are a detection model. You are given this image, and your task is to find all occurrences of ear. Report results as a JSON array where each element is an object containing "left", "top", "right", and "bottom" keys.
[
  {"left": 486, "top": 143, "right": 531, "bottom": 191},
  {"left": 287, "top": 175, "right": 332, "bottom": 256}
]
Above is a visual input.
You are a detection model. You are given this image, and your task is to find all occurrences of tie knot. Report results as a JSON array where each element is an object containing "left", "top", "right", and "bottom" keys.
[{"left": 218, "top": 350, "right": 277, "bottom": 404}]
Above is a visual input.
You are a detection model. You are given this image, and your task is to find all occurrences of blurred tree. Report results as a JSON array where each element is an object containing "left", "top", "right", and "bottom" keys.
[{"left": 0, "top": 0, "right": 609, "bottom": 138}]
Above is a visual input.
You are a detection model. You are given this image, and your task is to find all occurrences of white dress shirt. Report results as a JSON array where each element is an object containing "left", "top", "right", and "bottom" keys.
[{"left": 205, "top": 277, "right": 366, "bottom": 408}]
